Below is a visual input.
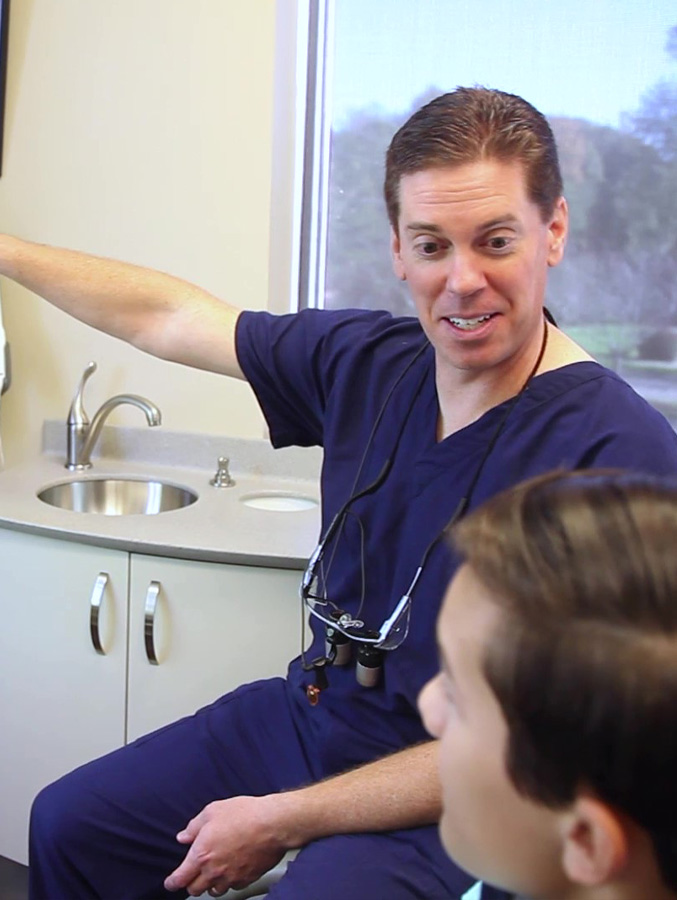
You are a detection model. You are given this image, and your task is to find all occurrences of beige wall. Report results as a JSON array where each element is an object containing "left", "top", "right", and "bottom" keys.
[{"left": 0, "top": 0, "right": 291, "bottom": 466}]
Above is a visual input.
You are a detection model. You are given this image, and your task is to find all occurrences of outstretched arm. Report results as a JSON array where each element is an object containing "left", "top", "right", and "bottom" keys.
[
  {"left": 0, "top": 234, "right": 245, "bottom": 379},
  {"left": 164, "top": 740, "right": 440, "bottom": 896}
]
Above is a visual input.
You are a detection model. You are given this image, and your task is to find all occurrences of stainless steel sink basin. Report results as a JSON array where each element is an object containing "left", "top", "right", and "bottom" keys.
[{"left": 38, "top": 478, "right": 198, "bottom": 516}]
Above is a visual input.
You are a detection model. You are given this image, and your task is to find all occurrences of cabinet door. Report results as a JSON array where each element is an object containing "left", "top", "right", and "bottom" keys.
[
  {"left": 127, "top": 555, "right": 303, "bottom": 741},
  {"left": 0, "top": 530, "right": 128, "bottom": 864}
]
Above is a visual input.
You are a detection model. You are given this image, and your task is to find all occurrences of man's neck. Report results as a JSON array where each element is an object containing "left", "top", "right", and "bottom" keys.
[
  {"left": 434, "top": 324, "right": 592, "bottom": 440},
  {"left": 434, "top": 336, "right": 542, "bottom": 441}
]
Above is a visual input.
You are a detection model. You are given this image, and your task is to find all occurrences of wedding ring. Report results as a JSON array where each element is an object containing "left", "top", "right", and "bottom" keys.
[{"left": 208, "top": 888, "right": 223, "bottom": 898}]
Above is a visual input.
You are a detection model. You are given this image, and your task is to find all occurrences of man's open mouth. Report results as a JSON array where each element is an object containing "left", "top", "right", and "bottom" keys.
[{"left": 445, "top": 313, "right": 495, "bottom": 331}]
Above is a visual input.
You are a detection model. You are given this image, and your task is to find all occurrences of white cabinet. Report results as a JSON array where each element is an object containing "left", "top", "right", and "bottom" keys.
[
  {"left": 0, "top": 530, "right": 303, "bottom": 864},
  {"left": 127, "top": 554, "right": 302, "bottom": 741},
  {"left": 0, "top": 530, "right": 128, "bottom": 863}
]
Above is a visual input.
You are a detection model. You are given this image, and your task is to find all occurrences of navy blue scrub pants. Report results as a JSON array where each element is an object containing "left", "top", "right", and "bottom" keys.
[{"left": 28, "top": 679, "right": 483, "bottom": 900}]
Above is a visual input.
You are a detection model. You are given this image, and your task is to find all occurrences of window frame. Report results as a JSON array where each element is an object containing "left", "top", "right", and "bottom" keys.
[{"left": 268, "top": 0, "right": 334, "bottom": 315}]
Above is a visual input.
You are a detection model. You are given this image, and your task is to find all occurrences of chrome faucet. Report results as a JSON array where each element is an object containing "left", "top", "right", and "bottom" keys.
[{"left": 66, "top": 361, "right": 162, "bottom": 470}]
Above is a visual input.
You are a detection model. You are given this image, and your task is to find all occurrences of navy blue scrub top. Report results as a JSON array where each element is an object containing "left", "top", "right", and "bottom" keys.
[{"left": 236, "top": 308, "right": 677, "bottom": 778}]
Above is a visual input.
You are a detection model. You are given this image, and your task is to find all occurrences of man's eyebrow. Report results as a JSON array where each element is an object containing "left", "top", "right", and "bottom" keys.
[
  {"left": 479, "top": 215, "right": 520, "bottom": 231},
  {"left": 404, "top": 215, "right": 520, "bottom": 235},
  {"left": 404, "top": 222, "right": 444, "bottom": 234}
]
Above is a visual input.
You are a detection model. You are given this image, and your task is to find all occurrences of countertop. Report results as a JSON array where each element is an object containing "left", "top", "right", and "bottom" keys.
[{"left": 0, "top": 422, "right": 323, "bottom": 570}]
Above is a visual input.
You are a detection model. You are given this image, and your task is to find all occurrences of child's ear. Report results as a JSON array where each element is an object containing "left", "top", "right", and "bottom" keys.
[{"left": 560, "top": 796, "right": 629, "bottom": 887}]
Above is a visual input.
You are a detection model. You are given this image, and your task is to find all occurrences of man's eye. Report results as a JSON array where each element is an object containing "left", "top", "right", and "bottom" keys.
[
  {"left": 487, "top": 236, "right": 511, "bottom": 250},
  {"left": 416, "top": 241, "right": 440, "bottom": 256}
]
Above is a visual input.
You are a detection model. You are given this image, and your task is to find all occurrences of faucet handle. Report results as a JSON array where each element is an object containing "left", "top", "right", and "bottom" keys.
[
  {"left": 210, "top": 456, "right": 235, "bottom": 488},
  {"left": 68, "top": 361, "right": 97, "bottom": 426}
]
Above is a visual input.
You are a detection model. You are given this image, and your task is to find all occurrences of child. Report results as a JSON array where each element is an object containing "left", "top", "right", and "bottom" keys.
[{"left": 419, "top": 470, "right": 677, "bottom": 900}]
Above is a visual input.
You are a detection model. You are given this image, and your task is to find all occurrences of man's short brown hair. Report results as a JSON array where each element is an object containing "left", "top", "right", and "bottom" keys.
[{"left": 384, "top": 86, "right": 563, "bottom": 231}]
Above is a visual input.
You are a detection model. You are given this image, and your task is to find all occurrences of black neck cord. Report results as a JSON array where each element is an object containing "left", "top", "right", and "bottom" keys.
[
  {"left": 300, "top": 337, "right": 431, "bottom": 673},
  {"left": 303, "top": 318, "right": 550, "bottom": 669},
  {"left": 419, "top": 317, "right": 550, "bottom": 568},
  {"left": 347, "top": 337, "right": 431, "bottom": 498},
  {"left": 317, "top": 344, "right": 431, "bottom": 583}
]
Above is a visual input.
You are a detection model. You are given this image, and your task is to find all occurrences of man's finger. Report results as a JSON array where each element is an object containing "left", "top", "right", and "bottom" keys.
[
  {"left": 176, "top": 810, "right": 204, "bottom": 843},
  {"left": 164, "top": 855, "right": 201, "bottom": 893}
]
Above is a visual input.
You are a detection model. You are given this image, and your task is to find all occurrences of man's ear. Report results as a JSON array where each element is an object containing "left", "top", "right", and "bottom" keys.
[
  {"left": 561, "top": 795, "right": 629, "bottom": 887},
  {"left": 546, "top": 196, "right": 568, "bottom": 268},
  {"left": 391, "top": 228, "right": 407, "bottom": 281}
]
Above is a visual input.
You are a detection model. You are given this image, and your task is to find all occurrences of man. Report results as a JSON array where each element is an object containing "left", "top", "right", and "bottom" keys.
[
  {"left": 1, "top": 87, "right": 676, "bottom": 900},
  {"left": 419, "top": 469, "right": 677, "bottom": 900}
]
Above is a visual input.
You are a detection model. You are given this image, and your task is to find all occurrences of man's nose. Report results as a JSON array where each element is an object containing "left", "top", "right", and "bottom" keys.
[{"left": 444, "top": 250, "right": 486, "bottom": 297}]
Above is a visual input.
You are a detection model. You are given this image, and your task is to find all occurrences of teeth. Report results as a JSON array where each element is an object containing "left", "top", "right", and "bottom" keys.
[{"left": 447, "top": 314, "right": 492, "bottom": 330}]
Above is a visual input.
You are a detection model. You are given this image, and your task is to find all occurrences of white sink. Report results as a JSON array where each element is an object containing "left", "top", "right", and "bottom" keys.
[{"left": 240, "top": 492, "right": 318, "bottom": 512}]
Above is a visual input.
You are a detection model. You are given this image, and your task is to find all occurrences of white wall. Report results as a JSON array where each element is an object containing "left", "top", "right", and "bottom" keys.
[{"left": 0, "top": 0, "right": 289, "bottom": 465}]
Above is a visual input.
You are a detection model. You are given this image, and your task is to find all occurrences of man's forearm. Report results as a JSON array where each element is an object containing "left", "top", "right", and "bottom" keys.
[
  {"left": 0, "top": 234, "right": 244, "bottom": 378},
  {"left": 270, "top": 740, "right": 441, "bottom": 849},
  {"left": 162, "top": 742, "right": 441, "bottom": 892}
]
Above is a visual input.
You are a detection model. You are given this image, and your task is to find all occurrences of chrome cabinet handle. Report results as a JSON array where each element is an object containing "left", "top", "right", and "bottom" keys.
[
  {"left": 144, "top": 581, "right": 162, "bottom": 665},
  {"left": 89, "top": 572, "right": 109, "bottom": 655}
]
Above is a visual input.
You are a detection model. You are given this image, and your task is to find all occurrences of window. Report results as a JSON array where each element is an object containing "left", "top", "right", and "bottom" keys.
[
  {"left": 0, "top": 0, "right": 10, "bottom": 175},
  {"left": 295, "top": 0, "right": 677, "bottom": 425}
]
